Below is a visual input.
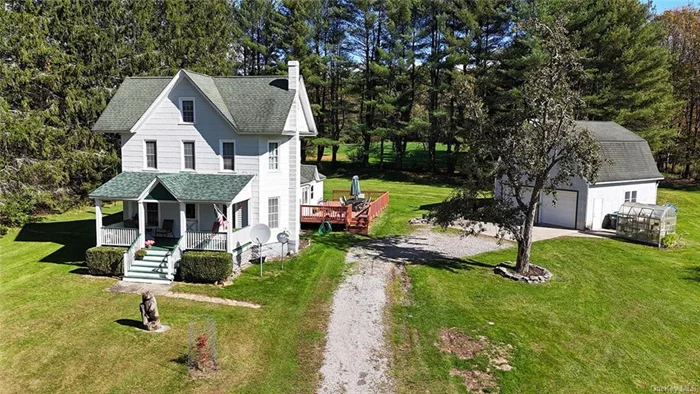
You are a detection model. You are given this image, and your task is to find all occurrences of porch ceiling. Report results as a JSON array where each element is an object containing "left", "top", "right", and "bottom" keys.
[{"left": 90, "top": 171, "right": 254, "bottom": 202}]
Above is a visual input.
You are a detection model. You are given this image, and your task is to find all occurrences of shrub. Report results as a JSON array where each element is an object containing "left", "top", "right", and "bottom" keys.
[
  {"left": 85, "top": 246, "right": 125, "bottom": 276},
  {"left": 135, "top": 248, "right": 147, "bottom": 260},
  {"left": 661, "top": 233, "right": 681, "bottom": 249},
  {"left": 0, "top": 225, "right": 8, "bottom": 237},
  {"left": 179, "top": 251, "right": 232, "bottom": 283}
]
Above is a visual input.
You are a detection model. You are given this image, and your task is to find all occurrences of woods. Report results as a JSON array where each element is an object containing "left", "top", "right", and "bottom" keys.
[{"left": 1, "top": 0, "right": 698, "bottom": 226}]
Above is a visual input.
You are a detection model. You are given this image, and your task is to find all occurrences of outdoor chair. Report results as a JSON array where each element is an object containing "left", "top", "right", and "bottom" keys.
[{"left": 155, "top": 219, "right": 175, "bottom": 238}]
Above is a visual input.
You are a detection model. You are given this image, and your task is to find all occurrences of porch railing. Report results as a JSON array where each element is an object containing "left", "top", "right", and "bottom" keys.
[
  {"left": 122, "top": 233, "right": 142, "bottom": 276},
  {"left": 166, "top": 235, "right": 184, "bottom": 279},
  {"left": 102, "top": 226, "right": 138, "bottom": 247},
  {"left": 185, "top": 231, "right": 227, "bottom": 251}
]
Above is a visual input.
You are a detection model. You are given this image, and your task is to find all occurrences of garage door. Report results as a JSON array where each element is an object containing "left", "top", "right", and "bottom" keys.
[{"left": 538, "top": 190, "right": 577, "bottom": 229}]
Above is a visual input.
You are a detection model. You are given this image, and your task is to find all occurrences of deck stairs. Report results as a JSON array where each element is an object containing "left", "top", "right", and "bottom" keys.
[{"left": 122, "top": 248, "right": 174, "bottom": 284}]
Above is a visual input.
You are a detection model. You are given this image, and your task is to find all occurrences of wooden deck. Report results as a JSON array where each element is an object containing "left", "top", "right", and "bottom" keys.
[{"left": 300, "top": 190, "right": 390, "bottom": 235}]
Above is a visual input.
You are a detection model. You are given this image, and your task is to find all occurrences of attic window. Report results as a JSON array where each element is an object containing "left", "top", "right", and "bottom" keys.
[{"left": 180, "top": 98, "right": 195, "bottom": 123}]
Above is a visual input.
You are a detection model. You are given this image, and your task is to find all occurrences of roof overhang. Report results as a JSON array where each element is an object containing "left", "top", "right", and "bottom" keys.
[{"left": 590, "top": 177, "right": 664, "bottom": 186}]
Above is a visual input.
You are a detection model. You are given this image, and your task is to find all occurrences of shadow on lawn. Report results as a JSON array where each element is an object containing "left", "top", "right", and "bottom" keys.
[
  {"left": 115, "top": 319, "right": 143, "bottom": 329},
  {"left": 681, "top": 266, "right": 700, "bottom": 282},
  {"left": 14, "top": 212, "right": 122, "bottom": 264}
]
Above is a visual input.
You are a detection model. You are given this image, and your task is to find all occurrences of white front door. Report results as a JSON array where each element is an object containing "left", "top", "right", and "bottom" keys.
[
  {"left": 591, "top": 198, "right": 603, "bottom": 230},
  {"left": 185, "top": 203, "right": 198, "bottom": 231}
]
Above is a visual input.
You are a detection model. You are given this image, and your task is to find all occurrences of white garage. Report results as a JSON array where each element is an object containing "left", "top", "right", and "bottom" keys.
[{"left": 495, "top": 121, "right": 663, "bottom": 230}]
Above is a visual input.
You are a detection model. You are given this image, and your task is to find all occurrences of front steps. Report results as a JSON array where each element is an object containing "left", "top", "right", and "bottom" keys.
[{"left": 123, "top": 249, "right": 174, "bottom": 284}]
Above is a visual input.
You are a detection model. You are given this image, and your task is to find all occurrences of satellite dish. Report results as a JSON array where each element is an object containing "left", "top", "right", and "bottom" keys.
[
  {"left": 250, "top": 223, "right": 271, "bottom": 244},
  {"left": 277, "top": 231, "right": 289, "bottom": 244}
]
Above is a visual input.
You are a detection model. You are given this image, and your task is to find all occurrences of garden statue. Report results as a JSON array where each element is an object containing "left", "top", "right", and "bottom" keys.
[{"left": 139, "top": 291, "right": 161, "bottom": 331}]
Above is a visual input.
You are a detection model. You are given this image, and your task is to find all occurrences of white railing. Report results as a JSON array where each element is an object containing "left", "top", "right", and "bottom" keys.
[
  {"left": 186, "top": 231, "right": 228, "bottom": 251},
  {"left": 123, "top": 233, "right": 142, "bottom": 276},
  {"left": 166, "top": 235, "right": 184, "bottom": 279},
  {"left": 230, "top": 226, "right": 252, "bottom": 250},
  {"left": 102, "top": 226, "right": 138, "bottom": 246}
]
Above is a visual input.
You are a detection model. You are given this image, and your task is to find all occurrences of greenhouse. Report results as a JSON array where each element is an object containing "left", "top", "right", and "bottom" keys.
[{"left": 615, "top": 202, "right": 677, "bottom": 247}]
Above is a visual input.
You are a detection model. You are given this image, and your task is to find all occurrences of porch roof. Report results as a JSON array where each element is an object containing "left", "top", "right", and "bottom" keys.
[{"left": 89, "top": 172, "right": 254, "bottom": 202}]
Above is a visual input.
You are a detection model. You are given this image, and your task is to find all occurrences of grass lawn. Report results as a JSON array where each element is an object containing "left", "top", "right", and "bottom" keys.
[
  {"left": 0, "top": 203, "right": 353, "bottom": 393},
  {"left": 391, "top": 187, "right": 700, "bottom": 393}
]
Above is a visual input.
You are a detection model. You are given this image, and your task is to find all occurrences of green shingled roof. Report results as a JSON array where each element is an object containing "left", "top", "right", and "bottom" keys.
[
  {"left": 90, "top": 172, "right": 254, "bottom": 202},
  {"left": 92, "top": 71, "right": 295, "bottom": 134},
  {"left": 93, "top": 77, "right": 171, "bottom": 132},
  {"left": 300, "top": 164, "right": 326, "bottom": 185},
  {"left": 575, "top": 121, "right": 663, "bottom": 183}
]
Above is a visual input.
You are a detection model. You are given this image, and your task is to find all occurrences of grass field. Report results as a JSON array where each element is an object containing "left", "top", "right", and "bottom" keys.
[
  {"left": 390, "top": 187, "right": 700, "bottom": 393},
  {"left": 0, "top": 204, "right": 353, "bottom": 394}
]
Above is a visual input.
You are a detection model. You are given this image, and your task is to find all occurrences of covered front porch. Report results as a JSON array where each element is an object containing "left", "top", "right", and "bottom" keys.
[{"left": 91, "top": 171, "right": 256, "bottom": 270}]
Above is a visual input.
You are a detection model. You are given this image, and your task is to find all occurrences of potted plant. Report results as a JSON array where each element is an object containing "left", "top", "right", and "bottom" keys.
[
  {"left": 135, "top": 249, "right": 147, "bottom": 260},
  {"left": 145, "top": 240, "right": 155, "bottom": 249}
]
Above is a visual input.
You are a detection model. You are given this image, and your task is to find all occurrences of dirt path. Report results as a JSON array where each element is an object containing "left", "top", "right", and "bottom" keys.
[{"left": 318, "top": 227, "right": 507, "bottom": 394}]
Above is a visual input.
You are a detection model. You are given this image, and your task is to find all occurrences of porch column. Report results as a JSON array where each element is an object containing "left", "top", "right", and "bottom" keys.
[
  {"left": 95, "top": 199, "right": 102, "bottom": 246},
  {"left": 179, "top": 202, "right": 187, "bottom": 239},
  {"left": 137, "top": 201, "right": 145, "bottom": 248},
  {"left": 226, "top": 202, "right": 233, "bottom": 253}
]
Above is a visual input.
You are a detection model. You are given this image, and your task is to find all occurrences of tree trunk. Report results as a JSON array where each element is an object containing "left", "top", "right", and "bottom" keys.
[
  {"left": 316, "top": 145, "right": 325, "bottom": 164},
  {"left": 379, "top": 138, "right": 384, "bottom": 169},
  {"left": 516, "top": 190, "right": 540, "bottom": 274},
  {"left": 332, "top": 145, "right": 339, "bottom": 163}
]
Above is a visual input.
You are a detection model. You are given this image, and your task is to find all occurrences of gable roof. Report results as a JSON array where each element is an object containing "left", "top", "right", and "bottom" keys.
[
  {"left": 92, "top": 77, "right": 171, "bottom": 133},
  {"left": 300, "top": 164, "right": 326, "bottom": 185},
  {"left": 93, "top": 71, "right": 299, "bottom": 134},
  {"left": 575, "top": 121, "right": 663, "bottom": 183},
  {"left": 89, "top": 172, "right": 254, "bottom": 202}
]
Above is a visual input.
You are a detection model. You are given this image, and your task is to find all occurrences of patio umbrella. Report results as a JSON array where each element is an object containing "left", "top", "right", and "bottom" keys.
[{"left": 350, "top": 175, "right": 361, "bottom": 198}]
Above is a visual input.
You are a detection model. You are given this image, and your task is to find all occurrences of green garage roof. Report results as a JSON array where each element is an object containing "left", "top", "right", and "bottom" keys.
[{"left": 90, "top": 172, "right": 254, "bottom": 202}]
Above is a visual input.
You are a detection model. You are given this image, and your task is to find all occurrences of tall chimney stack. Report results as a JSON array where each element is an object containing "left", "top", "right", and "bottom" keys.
[{"left": 288, "top": 61, "right": 299, "bottom": 91}]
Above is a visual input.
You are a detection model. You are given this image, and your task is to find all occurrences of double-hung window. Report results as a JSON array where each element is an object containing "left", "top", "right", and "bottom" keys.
[
  {"left": 624, "top": 191, "right": 637, "bottom": 203},
  {"left": 183, "top": 141, "right": 195, "bottom": 170},
  {"left": 221, "top": 141, "right": 235, "bottom": 171},
  {"left": 180, "top": 98, "right": 195, "bottom": 123},
  {"left": 145, "top": 141, "right": 157, "bottom": 169},
  {"left": 268, "top": 197, "right": 279, "bottom": 228},
  {"left": 268, "top": 141, "right": 279, "bottom": 170}
]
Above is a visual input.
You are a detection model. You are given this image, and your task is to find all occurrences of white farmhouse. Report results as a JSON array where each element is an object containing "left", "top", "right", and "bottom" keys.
[
  {"left": 495, "top": 121, "right": 664, "bottom": 230},
  {"left": 90, "top": 61, "right": 324, "bottom": 283}
]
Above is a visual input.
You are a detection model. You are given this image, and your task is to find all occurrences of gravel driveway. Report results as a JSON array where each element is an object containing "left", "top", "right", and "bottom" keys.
[{"left": 318, "top": 226, "right": 508, "bottom": 394}]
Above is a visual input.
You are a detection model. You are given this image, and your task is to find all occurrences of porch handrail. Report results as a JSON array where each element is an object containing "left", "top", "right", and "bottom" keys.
[
  {"left": 122, "top": 233, "right": 142, "bottom": 277},
  {"left": 185, "top": 230, "right": 227, "bottom": 251},
  {"left": 101, "top": 226, "right": 138, "bottom": 247},
  {"left": 166, "top": 235, "right": 185, "bottom": 280}
]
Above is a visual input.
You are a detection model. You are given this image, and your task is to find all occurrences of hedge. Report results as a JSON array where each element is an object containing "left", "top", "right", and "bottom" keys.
[
  {"left": 85, "top": 246, "right": 125, "bottom": 276},
  {"left": 179, "top": 251, "right": 232, "bottom": 283}
]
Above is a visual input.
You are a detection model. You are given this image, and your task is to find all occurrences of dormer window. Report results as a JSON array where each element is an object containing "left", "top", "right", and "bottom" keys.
[{"left": 179, "top": 98, "right": 195, "bottom": 123}]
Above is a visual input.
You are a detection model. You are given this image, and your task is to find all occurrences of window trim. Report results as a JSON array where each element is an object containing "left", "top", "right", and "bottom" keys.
[
  {"left": 268, "top": 140, "right": 280, "bottom": 171},
  {"left": 179, "top": 97, "right": 196, "bottom": 124},
  {"left": 144, "top": 140, "right": 158, "bottom": 170},
  {"left": 268, "top": 197, "right": 280, "bottom": 229},
  {"left": 624, "top": 190, "right": 638, "bottom": 203},
  {"left": 219, "top": 140, "right": 236, "bottom": 172},
  {"left": 181, "top": 140, "right": 196, "bottom": 171}
]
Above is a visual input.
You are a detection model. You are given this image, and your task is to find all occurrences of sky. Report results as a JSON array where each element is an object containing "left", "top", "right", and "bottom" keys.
[{"left": 652, "top": 0, "right": 699, "bottom": 13}]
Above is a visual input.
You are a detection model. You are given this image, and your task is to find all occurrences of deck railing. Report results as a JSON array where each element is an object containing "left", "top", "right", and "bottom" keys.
[
  {"left": 122, "top": 233, "right": 142, "bottom": 276},
  {"left": 367, "top": 191, "right": 390, "bottom": 222},
  {"left": 102, "top": 226, "right": 138, "bottom": 247},
  {"left": 299, "top": 204, "right": 352, "bottom": 224},
  {"left": 186, "top": 231, "right": 227, "bottom": 251}
]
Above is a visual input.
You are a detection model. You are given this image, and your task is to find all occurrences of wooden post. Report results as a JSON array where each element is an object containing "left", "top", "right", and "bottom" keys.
[
  {"left": 138, "top": 201, "right": 145, "bottom": 248},
  {"left": 95, "top": 199, "right": 103, "bottom": 246},
  {"left": 179, "top": 202, "right": 186, "bottom": 238},
  {"left": 226, "top": 202, "right": 234, "bottom": 253}
]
